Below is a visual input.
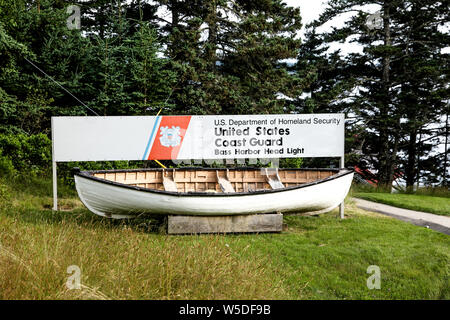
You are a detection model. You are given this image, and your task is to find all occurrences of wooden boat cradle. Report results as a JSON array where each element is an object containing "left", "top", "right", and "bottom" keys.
[{"left": 91, "top": 168, "right": 338, "bottom": 194}]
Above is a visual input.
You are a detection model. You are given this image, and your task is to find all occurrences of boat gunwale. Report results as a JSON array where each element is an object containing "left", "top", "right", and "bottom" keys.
[{"left": 74, "top": 167, "right": 354, "bottom": 197}]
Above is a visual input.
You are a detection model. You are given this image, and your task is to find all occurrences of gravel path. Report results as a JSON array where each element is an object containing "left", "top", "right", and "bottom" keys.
[{"left": 352, "top": 198, "right": 450, "bottom": 235}]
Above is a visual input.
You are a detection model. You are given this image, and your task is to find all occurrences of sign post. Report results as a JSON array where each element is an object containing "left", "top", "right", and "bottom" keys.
[
  {"left": 339, "top": 155, "right": 345, "bottom": 219},
  {"left": 52, "top": 160, "right": 57, "bottom": 211},
  {"left": 51, "top": 117, "right": 58, "bottom": 211}
]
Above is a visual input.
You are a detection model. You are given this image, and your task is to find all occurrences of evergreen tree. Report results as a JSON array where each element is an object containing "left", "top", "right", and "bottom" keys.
[
  {"left": 0, "top": 0, "right": 89, "bottom": 133},
  {"left": 0, "top": 0, "right": 176, "bottom": 129},
  {"left": 155, "top": 0, "right": 303, "bottom": 115},
  {"left": 394, "top": 1, "right": 449, "bottom": 189},
  {"left": 302, "top": 0, "right": 449, "bottom": 189}
]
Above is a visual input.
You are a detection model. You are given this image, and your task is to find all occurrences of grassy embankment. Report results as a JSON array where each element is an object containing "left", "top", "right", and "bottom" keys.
[
  {"left": 352, "top": 186, "right": 450, "bottom": 216},
  {"left": 0, "top": 176, "right": 448, "bottom": 299}
]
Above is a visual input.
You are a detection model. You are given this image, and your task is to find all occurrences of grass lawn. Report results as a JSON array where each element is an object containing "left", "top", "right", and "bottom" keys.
[
  {"left": 0, "top": 176, "right": 449, "bottom": 300},
  {"left": 354, "top": 192, "right": 450, "bottom": 216}
]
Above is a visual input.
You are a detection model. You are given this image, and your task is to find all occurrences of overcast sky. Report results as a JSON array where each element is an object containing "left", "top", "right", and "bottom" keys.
[{"left": 284, "top": 0, "right": 326, "bottom": 26}]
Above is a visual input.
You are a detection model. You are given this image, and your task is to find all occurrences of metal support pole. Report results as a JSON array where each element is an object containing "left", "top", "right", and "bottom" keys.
[
  {"left": 51, "top": 117, "right": 58, "bottom": 211},
  {"left": 339, "top": 156, "right": 345, "bottom": 219},
  {"left": 52, "top": 160, "right": 58, "bottom": 211}
]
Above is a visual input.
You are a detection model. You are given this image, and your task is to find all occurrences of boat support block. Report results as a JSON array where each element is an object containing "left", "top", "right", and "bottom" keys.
[{"left": 167, "top": 213, "right": 283, "bottom": 234}]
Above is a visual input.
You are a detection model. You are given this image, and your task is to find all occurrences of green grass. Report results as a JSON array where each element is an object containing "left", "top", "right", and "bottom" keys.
[
  {"left": 354, "top": 192, "right": 450, "bottom": 216},
  {"left": 414, "top": 187, "right": 450, "bottom": 198},
  {"left": 0, "top": 175, "right": 449, "bottom": 299}
]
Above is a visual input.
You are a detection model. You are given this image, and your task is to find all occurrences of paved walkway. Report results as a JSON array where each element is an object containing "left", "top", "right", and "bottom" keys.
[{"left": 352, "top": 198, "right": 450, "bottom": 235}]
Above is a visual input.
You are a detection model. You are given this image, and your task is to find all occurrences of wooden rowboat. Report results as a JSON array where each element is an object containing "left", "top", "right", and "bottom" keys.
[{"left": 74, "top": 167, "right": 354, "bottom": 219}]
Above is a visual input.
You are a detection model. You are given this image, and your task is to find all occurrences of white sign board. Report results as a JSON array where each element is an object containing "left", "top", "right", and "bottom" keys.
[
  {"left": 51, "top": 114, "right": 346, "bottom": 216},
  {"left": 52, "top": 114, "right": 344, "bottom": 162}
]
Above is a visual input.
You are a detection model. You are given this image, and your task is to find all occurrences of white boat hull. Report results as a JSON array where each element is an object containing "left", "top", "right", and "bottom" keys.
[{"left": 74, "top": 170, "right": 354, "bottom": 219}]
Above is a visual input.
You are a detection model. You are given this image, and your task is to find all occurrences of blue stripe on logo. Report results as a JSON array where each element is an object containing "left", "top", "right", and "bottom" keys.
[{"left": 142, "top": 116, "right": 161, "bottom": 160}]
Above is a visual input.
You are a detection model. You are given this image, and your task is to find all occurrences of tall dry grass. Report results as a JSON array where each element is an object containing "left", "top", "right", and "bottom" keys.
[
  {"left": 0, "top": 222, "right": 288, "bottom": 299},
  {"left": 0, "top": 178, "right": 288, "bottom": 299}
]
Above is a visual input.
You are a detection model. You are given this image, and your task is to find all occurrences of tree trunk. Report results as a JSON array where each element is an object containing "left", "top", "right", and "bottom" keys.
[
  {"left": 377, "top": 2, "right": 394, "bottom": 190},
  {"left": 171, "top": 0, "right": 179, "bottom": 27},
  {"left": 387, "top": 119, "right": 400, "bottom": 190},
  {"left": 405, "top": 124, "right": 417, "bottom": 192},
  {"left": 416, "top": 129, "right": 422, "bottom": 190},
  {"left": 205, "top": 0, "right": 218, "bottom": 72},
  {"left": 168, "top": 0, "right": 179, "bottom": 60},
  {"left": 444, "top": 112, "right": 449, "bottom": 187}
]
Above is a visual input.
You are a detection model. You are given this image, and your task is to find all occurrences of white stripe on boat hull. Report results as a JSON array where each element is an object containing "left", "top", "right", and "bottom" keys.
[{"left": 75, "top": 171, "right": 354, "bottom": 219}]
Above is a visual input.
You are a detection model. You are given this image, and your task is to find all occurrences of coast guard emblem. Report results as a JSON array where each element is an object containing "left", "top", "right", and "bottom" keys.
[{"left": 160, "top": 126, "right": 181, "bottom": 147}]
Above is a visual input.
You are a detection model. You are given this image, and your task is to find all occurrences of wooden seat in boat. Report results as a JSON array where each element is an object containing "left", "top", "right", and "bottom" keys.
[
  {"left": 263, "top": 168, "right": 285, "bottom": 189},
  {"left": 162, "top": 169, "right": 178, "bottom": 192},
  {"left": 216, "top": 169, "right": 235, "bottom": 193}
]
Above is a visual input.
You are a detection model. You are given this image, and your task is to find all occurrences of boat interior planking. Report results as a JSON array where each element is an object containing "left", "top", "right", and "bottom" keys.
[{"left": 90, "top": 168, "right": 338, "bottom": 194}]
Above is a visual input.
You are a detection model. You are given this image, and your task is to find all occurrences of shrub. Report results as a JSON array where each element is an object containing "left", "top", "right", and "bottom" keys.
[
  {"left": 0, "top": 133, "right": 51, "bottom": 174},
  {"left": 0, "top": 178, "right": 11, "bottom": 205},
  {"left": 0, "top": 149, "right": 16, "bottom": 177},
  {"left": 280, "top": 158, "right": 303, "bottom": 168}
]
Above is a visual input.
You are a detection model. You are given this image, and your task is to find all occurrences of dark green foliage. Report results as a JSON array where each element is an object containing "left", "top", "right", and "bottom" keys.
[
  {"left": 156, "top": 0, "right": 303, "bottom": 115},
  {"left": 0, "top": 149, "right": 15, "bottom": 177},
  {"left": 280, "top": 158, "right": 303, "bottom": 169},
  {"left": 88, "top": 19, "right": 176, "bottom": 116},
  {"left": 0, "top": 0, "right": 176, "bottom": 123},
  {"left": 0, "top": 133, "right": 51, "bottom": 174}
]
